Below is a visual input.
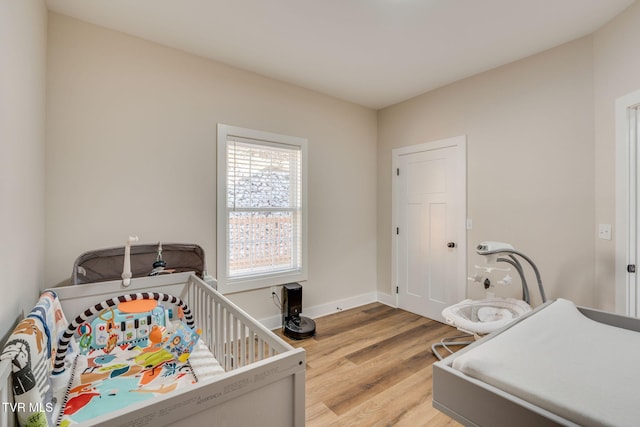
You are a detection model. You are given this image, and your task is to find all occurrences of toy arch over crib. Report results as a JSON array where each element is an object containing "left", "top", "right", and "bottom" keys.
[{"left": 53, "top": 292, "right": 194, "bottom": 375}]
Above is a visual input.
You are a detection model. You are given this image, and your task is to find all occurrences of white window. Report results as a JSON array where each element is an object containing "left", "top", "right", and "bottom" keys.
[{"left": 217, "top": 124, "right": 308, "bottom": 293}]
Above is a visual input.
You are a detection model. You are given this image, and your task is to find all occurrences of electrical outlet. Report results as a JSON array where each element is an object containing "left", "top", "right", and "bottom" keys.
[
  {"left": 598, "top": 224, "right": 612, "bottom": 240},
  {"left": 270, "top": 286, "right": 279, "bottom": 296}
]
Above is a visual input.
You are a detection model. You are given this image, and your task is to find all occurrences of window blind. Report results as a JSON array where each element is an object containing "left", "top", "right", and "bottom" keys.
[{"left": 226, "top": 137, "right": 303, "bottom": 278}]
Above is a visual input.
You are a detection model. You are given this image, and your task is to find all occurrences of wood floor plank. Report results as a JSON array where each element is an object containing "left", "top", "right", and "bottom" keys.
[
  {"left": 302, "top": 309, "right": 430, "bottom": 371},
  {"left": 345, "top": 321, "right": 444, "bottom": 365},
  {"left": 325, "top": 348, "right": 436, "bottom": 415},
  {"left": 277, "top": 303, "right": 464, "bottom": 426},
  {"left": 312, "top": 307, "right": 423, "bottom": 348},
  {"left": 306, "top": 402, "right": 340, "bottom": 425},
  {"left": 312, "top": 303, "right": 395, "bottom": 339},
  {"left": 336, "top": 364, "right": 434, "bottom": 426}
]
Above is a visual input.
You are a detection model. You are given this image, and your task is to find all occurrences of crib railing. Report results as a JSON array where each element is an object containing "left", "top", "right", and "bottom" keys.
[
  {"left": 0, "top": 358, "right": 15, "bottom": 427},
  {"left": 184, "top": 275, "right": 293, "bottom": 371}
]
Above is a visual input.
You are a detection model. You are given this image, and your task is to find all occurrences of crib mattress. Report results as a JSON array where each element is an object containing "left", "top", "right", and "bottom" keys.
[
  {"left": 55, "top": 340, "right": 223, "bottom": 426},
  {"left": 452, "top": 298, "right": 640, "bottom": 427}
]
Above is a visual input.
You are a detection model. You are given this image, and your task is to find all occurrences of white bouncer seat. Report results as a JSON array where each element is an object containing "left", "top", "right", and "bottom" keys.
[
  {"left": 432, "top": 297, "right": 531, "bottom": 360},
  {"left": 442, "top": 297, "right": 531, "bottom": 335},
  {"left": 432, "top": 242, "right": 545, "bottom": 360}
]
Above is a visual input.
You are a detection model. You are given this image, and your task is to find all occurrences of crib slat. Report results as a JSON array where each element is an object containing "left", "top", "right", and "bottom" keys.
[
  {"left": 249, "top": 331, "right": 256, "bottom": 364},
  {"left": 238, "top": 319, "right": 244, "bottom": 367},
  {"left": 207, "top": 293, "right": 214, "bottom": 349},
  {"left": 232, "top": 312, "right": 237, "bottom": 369},
  {"left": 226, "top": 309, "right": 232, "bottom": 370}
]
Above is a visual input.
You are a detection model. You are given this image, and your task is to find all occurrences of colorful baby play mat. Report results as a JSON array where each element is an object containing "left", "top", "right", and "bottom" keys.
[{"left": 58, "top": 342, "right": 205, "bottom": 426}]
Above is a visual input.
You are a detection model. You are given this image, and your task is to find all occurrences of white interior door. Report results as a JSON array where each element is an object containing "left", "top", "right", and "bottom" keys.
[
  {"left": 616, "top": 91, "right": 640, "bottom": 316},
  {"left": 393, "top": 136, "right": 466, "bottom": 322}
]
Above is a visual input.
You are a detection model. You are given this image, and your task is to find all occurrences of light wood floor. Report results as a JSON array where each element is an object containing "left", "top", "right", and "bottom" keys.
[{"left": 277, "top": 302, "right": 464, "bottom": 427}]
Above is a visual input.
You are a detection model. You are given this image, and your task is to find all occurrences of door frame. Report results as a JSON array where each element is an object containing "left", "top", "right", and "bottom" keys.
[
  {"left": 391, "top": 135, "right": 467, "bottom": 310},
  {"left": 615, "top": 89, "right": 640, "bottom": 316}
]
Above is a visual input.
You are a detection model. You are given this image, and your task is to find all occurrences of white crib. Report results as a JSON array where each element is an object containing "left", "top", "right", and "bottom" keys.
[{"left": 0, "top": 272, "right": 306, "bottom": 427}]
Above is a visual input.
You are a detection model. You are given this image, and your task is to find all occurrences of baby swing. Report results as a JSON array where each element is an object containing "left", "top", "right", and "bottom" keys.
[{"left": 431, "top": 241, "right": 547, "bottom": 360}]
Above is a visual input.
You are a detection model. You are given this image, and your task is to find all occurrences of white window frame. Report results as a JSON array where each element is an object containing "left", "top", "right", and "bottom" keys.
[{"left": 216, "top": 124, "right": 308, "bottom": 294}]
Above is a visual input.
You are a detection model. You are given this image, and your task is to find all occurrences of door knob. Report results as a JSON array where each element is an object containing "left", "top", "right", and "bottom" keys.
[{"left": 447, "top": 242, "right": 456, "bottom": 248}]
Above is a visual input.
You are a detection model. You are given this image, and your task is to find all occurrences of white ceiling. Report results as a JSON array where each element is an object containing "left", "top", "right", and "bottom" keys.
[{"left": 45, "top": 0, "right": 635, "bottom": 109}]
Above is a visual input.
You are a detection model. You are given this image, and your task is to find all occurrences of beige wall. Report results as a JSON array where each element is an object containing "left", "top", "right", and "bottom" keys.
[
  {"left": 0, "top": 0, "right": 47, "bottom": 337},
  {"left": 10, "top": 4, "right": 639, "bottom": 331},
  {"left": 45, "top": 13, "right": 378, "bottom": 319},
  {"left": 377, "top": 37, "right": 596, "bottom": 308},
  {"left": 593, "top": 1, "right": 640, "bottom": 311}
]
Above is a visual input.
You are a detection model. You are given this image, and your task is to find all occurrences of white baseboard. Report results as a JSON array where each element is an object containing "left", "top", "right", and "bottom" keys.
[
  {"left": 261, "top": 291, "right": 397, "bottom": 330},
  {"left": 376, "top": 291, "right": 396, "bottom": 308}
]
